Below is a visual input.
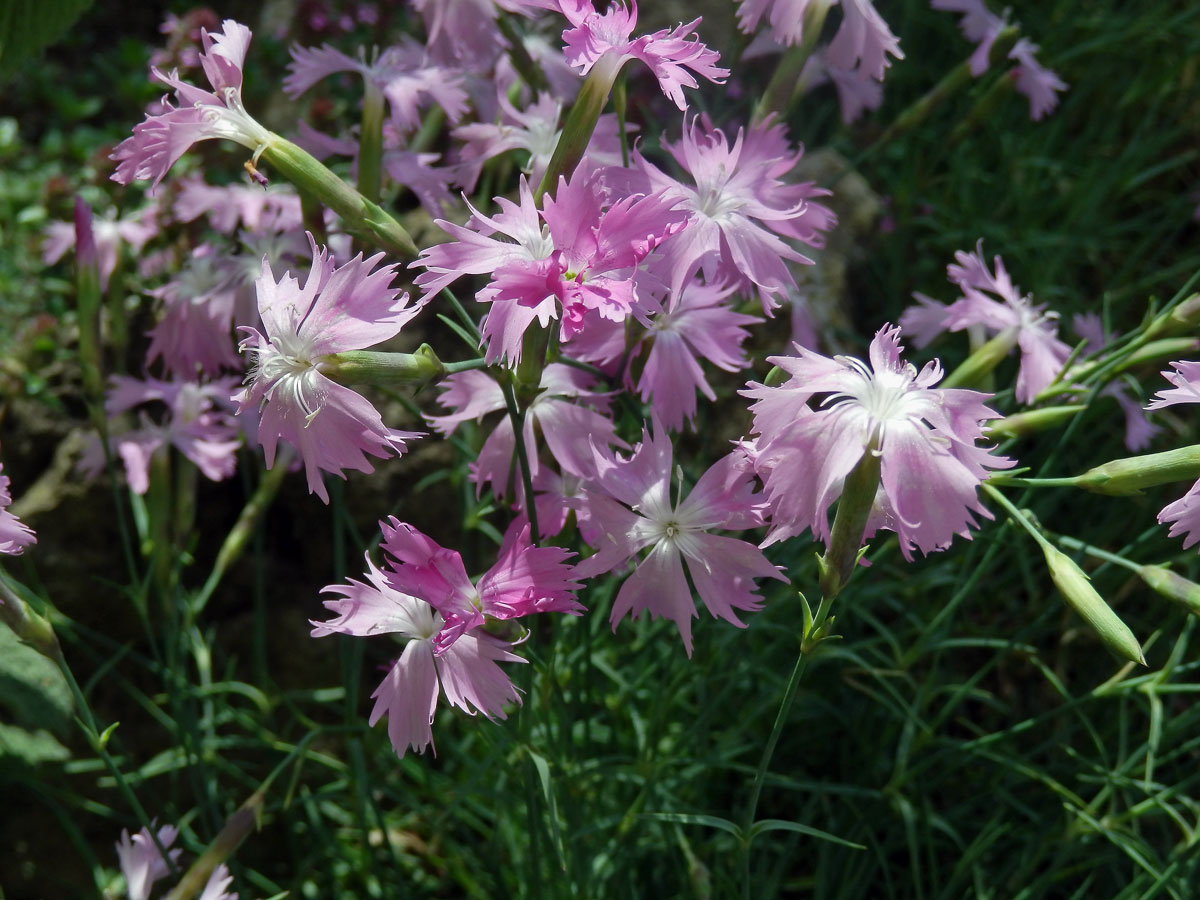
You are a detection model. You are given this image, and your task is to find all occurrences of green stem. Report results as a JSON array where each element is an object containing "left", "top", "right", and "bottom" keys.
[
  {"left": 499, "top": 375, "right": 541, "bottom": 544},
  {"left": 357, "top": 80, "right": 385, "bottom": 205}
]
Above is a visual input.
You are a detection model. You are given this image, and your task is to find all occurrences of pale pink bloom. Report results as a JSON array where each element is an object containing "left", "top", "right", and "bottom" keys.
[
  {"left": 1073, "top": 313, "right": 1161, "bottom": 452},
  {"left": 737, "top": 0, "right": 902, "bottom": 79},
  {"left": 115, "top": 823, "right": 181, "bottom": 900},
  {"left": 576, "top": 424, "right": 784, "bottom": 655},
  {"left": 1008, "top": 38, "right": 1068, "bottom": 121},
  {"left": 80, "top": 377, "right": 242, "bottom": 494},
  {"left": 1146, "top": 360, "right": 1200, "bottom": 550},
  {"left": 745, "top": 324, "right": 1012, "bottom": 556},
  {"left": 235, "top": 235, "right": 423, "bottom": 503},
  {"left": 174, "top": 176, "right": 302, "bottom": 234},
  {"left": 933, "top": 0, "right": 1067, "bottom": 119},
  {"left": 451, "top": 92, "right": 627, "bottom": 192},
  {"left": 635, "top": 280, "right": 758, "bottom": 431},
  {"left": 899, "top": 242, "right": 1072, "bottom": 403},
  {"left": 112, "top": 20, "right": 274, "bottom": 190},
  {"left": 0, "top": 460, "right": 36, "bottom": 556},
  {"left": 43, "top": 207, "right": 157, "bottom": 292},
  {"left": 799, "top": 50, "right": 884, "bottom": 123},
  {"left": 378, "top": 518, "right": 583, "bottom": 652},
  {"left": 636, "top": 116, "right": 835, "bottom": 307},
  {"left": 284, "top": 39, "right": 468, "bottom": 133},
  {"left": 414, "top": 0, "right": 549, "bottom": 66},
  {"left": 544, "top": 0, "right": 728, "bottom": 109},
  {"left": 427, "top": 363, "right": 626, "bottom": 498},
  {"left": 312, "top": 554, "right": 525, "bottom": 759},
  {"left": 198, "top": 864, "right": 238, "bottom": 900}
]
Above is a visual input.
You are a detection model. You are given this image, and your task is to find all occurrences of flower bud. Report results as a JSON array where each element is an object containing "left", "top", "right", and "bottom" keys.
[
  {"left": 1042, "top": 545, "right": 1145, "bottom": 665},
  {"left": 1072, "top": 445, "right": 1200, "bottom": 495},
  {"left": 1136, "top": 564, "right": 1200, "bottom": 617}
]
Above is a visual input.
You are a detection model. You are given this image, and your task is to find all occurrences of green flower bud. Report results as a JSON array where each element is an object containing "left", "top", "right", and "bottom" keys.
[
  {"left": 1043, "top": 546, "right": 1145, "bottom": 665},
  {"left": 1073, "top": 445, "right": 1200, "bottom": 495},
  {"left": 1137, "top": 565, "right": 1200, "bottom": 617}
]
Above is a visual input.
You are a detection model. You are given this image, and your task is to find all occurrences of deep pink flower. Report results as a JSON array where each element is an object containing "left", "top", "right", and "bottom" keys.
[
  {"left": 313, "top": 554, "right": 526, "bottom": 758},
  {"left": 112, "top": 20, "right": 274, "bottom": 191},
  {"left": 636, "top": 116, "right": 835, "bottom": 307},
  {"left": 745, "top": 324, "right": 1012, "bottom": 557},
  {"left": 900, "top": 242, "right": 1072, "bottom": 403},
  {"left": 414, "top": 171, "right": 684, "bottom": 364},
  {"left": 378, "top": 517, "right": 583, "bottom": 652},
  {"left": 544, "top": 0, "right": 728, "bottom": 110},
  {"left": 576, "top": 424, "right": 784, "bottom": 655},
  {"left": 235, "top": 235, "right": 423, "bottom": 503}
]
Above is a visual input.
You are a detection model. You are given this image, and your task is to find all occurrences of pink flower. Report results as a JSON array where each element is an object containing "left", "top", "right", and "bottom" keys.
[
  {"left": 414, "top": 171, "right": 684, "bottom": 363},
  {"left": 547, "top": 0, "right": 728, "bottom": 110},
  {"left": 377, "top": 518, "right": 583, "bottom": 652},
  {"left": 174, "top": 176, "right": 302, "bottom": 234},
  {"left": 79, "top": 377, "right": 242, "bottom": 494},
  {"left": 899, "top": 242, "right": 1072, "bottom": 403},
  {"left": 1073, "top": 313, "right": 1161, "bottom": 452},
  {"left": 198, "top": 864, "right": 238, "bottom": 900},
  {"left": 0, "top": 457, "right": 36, "bottom": 556},
  {"left": 1146, "top": 360, "right": 1200, "bottom": 550},
  {"left": 112, "top": 20, "right": 274, "bottom": 191},
  {"left": 745, "top": 324, "right": 1012, "bottom": 557},
  {"left": 576, "top": 424, "right": 785, "bottom": 655},
  {"left": 636, "top": 116, "right": 835, "bottom": 307},
  {"left": 43, "top": 206, "right": 157, "bottom": 292},
  {"left": 427, "top": 363, "right": 626, "bottom": 498},
  {"left": 635, "top": 279, "right": 759, "bottom": 431},
  {"left": 284, "top": 39, "right": 468, "bottom": 133},
  {"left": 737, "top": 0, "right": 902, "bottom": 79},
  {"left": 235, "top": 235, "right": 423, "bottom": 503},
  {"left": 316, "top": 571, "right": 522, "bottom": 758},
  {"left": 115, "top": 823, "right": 181, "bottom": 900},
  {"left": 413, "top": 0, "right": 548, "bottom": 65}
]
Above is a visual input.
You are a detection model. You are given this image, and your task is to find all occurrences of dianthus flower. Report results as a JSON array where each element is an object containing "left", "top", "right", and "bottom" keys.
[
  {"left": 1073, "top": 313, "right": 1160, "bottom": 452},
  {"left": 413, "top": 172, "right": 684, "bottom": 363},
  {"left": 0, "top": 456, "right": 36, "bottom": 556},
  {"left": 737, "top": 0, "right": 903, "bottom": 80},
  {"left": 634, "top": 279, "right": 759, "bottom": 431},
  {"left": 636, "top": 116, "right": 835, "bottom": 307},
  {"left": 378, "top": 518, "right": 584, "bottom": 652},
  {"left": 745, "top": 324, "right": 1012, "bottom": 557},
  {"left": 115, "top": 823, "right": 181, "bottom": 900},
  {"left": 79, "top": 376, "right": 242, "bottom": 494},
  {"left": 235, "top": 235, "right": 423, "bottom": 502},
  {"left": 112, "top": 20, "right": 274, "bottom": 191},
  {"left": 1146, "top": 361, "right": 1200, "bottom": 549},
  {"left": 900, "top": 242, "right": 1072, "bottom": 403},
  {"left": 576, "top": 424, "right": 785, "bottom": 655},
  {"left": 314, "top": 518, "right": 583, "bottom": 756},
  {"left": 932, "top": 0, "right": 1067, "bottom": 120},
  {"left": 314, "top": 557, "right": 524, "bottom": 759},
  {"left": 427, "top": 363, "right": 625, "bottom": 498},
  {"left": 540, "top": 0, "right": 728, "bottom": 110},
  {"left": 43, "top": 207, "right": 157, "bottom": 292},
  {"left": 284, "top": 38, "right": 468, "bottom": 133}
]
